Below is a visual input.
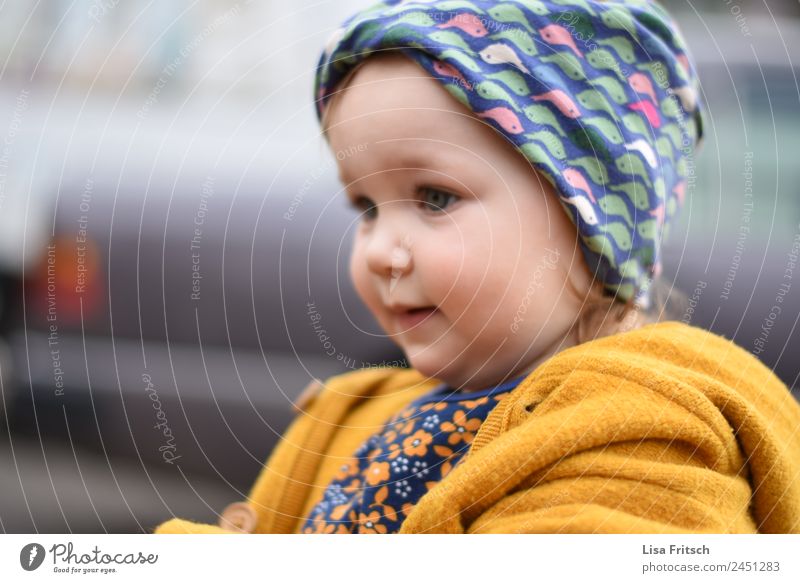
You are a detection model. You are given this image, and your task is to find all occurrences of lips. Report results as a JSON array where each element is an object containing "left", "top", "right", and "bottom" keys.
[{"left": 396, "top": 306, "right": 439, "bottom": 330}]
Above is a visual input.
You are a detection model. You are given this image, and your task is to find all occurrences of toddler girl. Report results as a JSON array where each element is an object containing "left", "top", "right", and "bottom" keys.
[{"left": 156, "top": 0, "right": 800, "bottom": 534}]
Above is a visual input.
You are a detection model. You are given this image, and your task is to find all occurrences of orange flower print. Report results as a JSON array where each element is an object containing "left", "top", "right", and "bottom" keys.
[
  {"left": 330, "top": 503, "right": 350, "bottom": 521},
  {"left": 373, "top": 486, "right": 400, "bottom": 521},
  {"left": 387, "top": 442, "right": 402, "bottom": 460},
  {"left": 402, "top": 429, "right": 433, "bottom": 457},
  {"left": 354, "top": 435, "right": 377, "bottom": 458},
  {"left": 333, "top": 460, "right": 357, "bottom": 481},
  {"left": 381, "top": 505, "right": 401, "bottom": 522},
  {"left": 365, "top": 461, "right": 390, "bottom": 486},
  {"left": 342, "top": 477, "right": 362, "bottom": 494},
  {"left": 358, "top": 510, "right": 387, "bottom": 534},
  {"left": 391, "top": 417, "right": 416, "bottom": 436},
  {"left": 304, "top": 519, "right": 350, "bottom": 534},
  {"left": 397, "top": 406, "right": 418, "bottom": 419},
  {"left": 438, "top": 459, "right": 454, "bottom": 479},
  {"left": 420, "top": 401, "right": 449, "bottom": 413},
  {"left": 441, "top": 409, "right": 482, "bottom": 446},
  {"left": 374, "top": 486, "right": 389, "bottom": 505},
  {"left": 462, "top": 396, "right": 489, "bottom": 409},
  {"left": 433, "top": 445, "right": 453, "bottom": 457}
]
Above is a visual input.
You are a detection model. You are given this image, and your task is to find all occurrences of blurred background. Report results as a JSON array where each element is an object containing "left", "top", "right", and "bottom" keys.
[{"left": 0, "top": 0, "right": 798, "bottom": 533}]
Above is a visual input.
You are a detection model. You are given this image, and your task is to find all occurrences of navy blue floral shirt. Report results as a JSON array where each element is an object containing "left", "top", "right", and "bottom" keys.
[{"left": 300, "top": 373, "right": 528, "bottom": 534}]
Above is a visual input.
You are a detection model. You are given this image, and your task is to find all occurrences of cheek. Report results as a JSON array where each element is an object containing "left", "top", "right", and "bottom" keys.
[
  {"left": 422, "top": 240, "right": 464, "bottom": 306},
  {"left": 433, "top": 214, "right": 508, "bottom": 317},
  {"left": 349, "top": 238, "right": 378, "bottom": 310},
  {"left": 443, "top": 202, "right": 563, "bottom": 327}
]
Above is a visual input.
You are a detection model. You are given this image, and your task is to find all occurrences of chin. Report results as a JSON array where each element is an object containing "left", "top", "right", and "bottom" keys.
[
  {"left": 398, "top": 348, "right": 436, "bottom": 375},
  {"left": 400, "top": 349, "right": 461, "bottom": 385}
]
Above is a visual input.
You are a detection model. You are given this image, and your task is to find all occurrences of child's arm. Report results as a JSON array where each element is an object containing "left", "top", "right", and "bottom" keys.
[{"left": 152, "top": 368, "right": 435, "bottom": 534}]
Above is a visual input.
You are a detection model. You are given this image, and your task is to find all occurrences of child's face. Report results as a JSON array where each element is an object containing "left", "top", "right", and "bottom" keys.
[{"left": 326, "top": 54, "right": 599, "bottom": 390}]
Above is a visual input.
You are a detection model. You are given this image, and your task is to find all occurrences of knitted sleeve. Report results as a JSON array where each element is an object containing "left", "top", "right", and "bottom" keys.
[{"left": 153, "top": 519, "right": 233, "bottom": 534}]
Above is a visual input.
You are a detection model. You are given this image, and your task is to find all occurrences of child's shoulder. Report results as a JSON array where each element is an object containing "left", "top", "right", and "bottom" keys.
[
  {"left": 577, "top": 319, "right": 761, "bottom": 366},
  {"left": 293, "top": 365, "right": 441, "bottom": 415},
  {"left": 537, "top": 319, "right": 793, "bottom": 405}
]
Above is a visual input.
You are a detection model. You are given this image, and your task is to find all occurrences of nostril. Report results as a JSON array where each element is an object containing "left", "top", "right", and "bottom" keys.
[{"left": 524, "top": 403, "right": 536, "bottom": 413}]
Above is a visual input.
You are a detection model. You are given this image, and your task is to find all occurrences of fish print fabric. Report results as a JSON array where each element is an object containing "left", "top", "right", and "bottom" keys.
[
  {"left": 314, "top": 0, "right": 705, "bottom": 308},
  {"left": 300, "top": 374, "right": 527, "bottom": 533}
]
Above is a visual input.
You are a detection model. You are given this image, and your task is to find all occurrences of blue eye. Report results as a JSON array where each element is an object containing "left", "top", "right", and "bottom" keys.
[
  {"left": 347, "top": 187, "right": 459, "bottom": 221},
  {"left": 420, "top": 187, "right": 458, "bottom": 212},
  {"left": 348, "top": 196, "right": 377, "bottom": 221}
]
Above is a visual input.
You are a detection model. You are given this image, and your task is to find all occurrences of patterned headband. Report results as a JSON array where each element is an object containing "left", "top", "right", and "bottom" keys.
[{"left": 314, "top": 0, "right": 704, "bottom": 308}]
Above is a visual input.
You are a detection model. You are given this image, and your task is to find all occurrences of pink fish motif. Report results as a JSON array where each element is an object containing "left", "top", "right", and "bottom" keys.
[
  {"left": 476, "top": 107, "right": 524, "bottom": 134},
  {"left": 628, "top": 72, "right": 657, "bottom": 104},
  {"left": 628, "top": 99, "right": 661, "bottom": 128},
  {"left": 432, "top": 59, "right": 472, "bottom": 90},
  {"left": 563, "top": 168, "right": 596, "bottom": 203},
  {"left": 651, "top": 261, "right": 663, "bottom": 278},
  {"left": 532, "top": 89, "right": 581, "bottom": 118},
  {"left": 539, "top": 24, "right": 583, "bottom": 58},
  {"left": 438, "top": 13, "right": 488, "bottom": 37},
  {"left": 676, "top": 53, "right": 691, "bottom": 78},
  {"left": 649, "top": 202, "right": 665, "bottom": 226},
  {"left": 673, "top": 180, "right": 686, "bottom": 205}
]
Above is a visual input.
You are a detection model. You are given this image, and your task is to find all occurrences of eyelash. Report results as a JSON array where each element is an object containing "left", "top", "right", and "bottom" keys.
[{"left": 347, "top": 187, "right": 459, "bottom": 221}]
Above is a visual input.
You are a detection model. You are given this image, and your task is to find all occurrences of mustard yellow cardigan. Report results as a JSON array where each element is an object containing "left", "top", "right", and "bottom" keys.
[{"left": 154, "top": 321, "right": 800, "bottom": 534}]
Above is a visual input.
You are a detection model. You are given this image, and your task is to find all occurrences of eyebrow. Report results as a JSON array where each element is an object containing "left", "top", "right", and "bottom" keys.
[
  {"left": 338, "top": 150, "right": 448, "bottom": 185},
  {"left": 393, "top": 149, "right": 447, "bottom": 170}
]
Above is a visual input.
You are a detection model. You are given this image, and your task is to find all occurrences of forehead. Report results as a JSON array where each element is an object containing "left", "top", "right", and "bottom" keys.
[
  {"left": 325, "top": 52, "right": 478, "bottom": 150},
  {"left": 323, "top": 52, "right": 542, "bottom": 188}
]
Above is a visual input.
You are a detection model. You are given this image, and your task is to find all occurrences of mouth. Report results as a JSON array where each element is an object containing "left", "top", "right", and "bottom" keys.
[{"left": 395, "top": 306, "right": 439, "bottom": 331}]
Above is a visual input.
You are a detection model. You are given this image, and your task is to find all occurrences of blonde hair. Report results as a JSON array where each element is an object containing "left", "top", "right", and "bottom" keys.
[
  {"left": 319, "top": 60, "right": 369, "bottom": 143},
  {"left": 566, "top": 275, "right": 690, "bottom": 345},
  {"left": 318, "top": 55, "right": 690, "bottom": 346}
]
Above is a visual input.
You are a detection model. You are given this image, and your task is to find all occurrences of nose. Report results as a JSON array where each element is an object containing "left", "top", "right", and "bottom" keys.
[{"left": 364, "top": 212, "right": 414, "bottom": 280}]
